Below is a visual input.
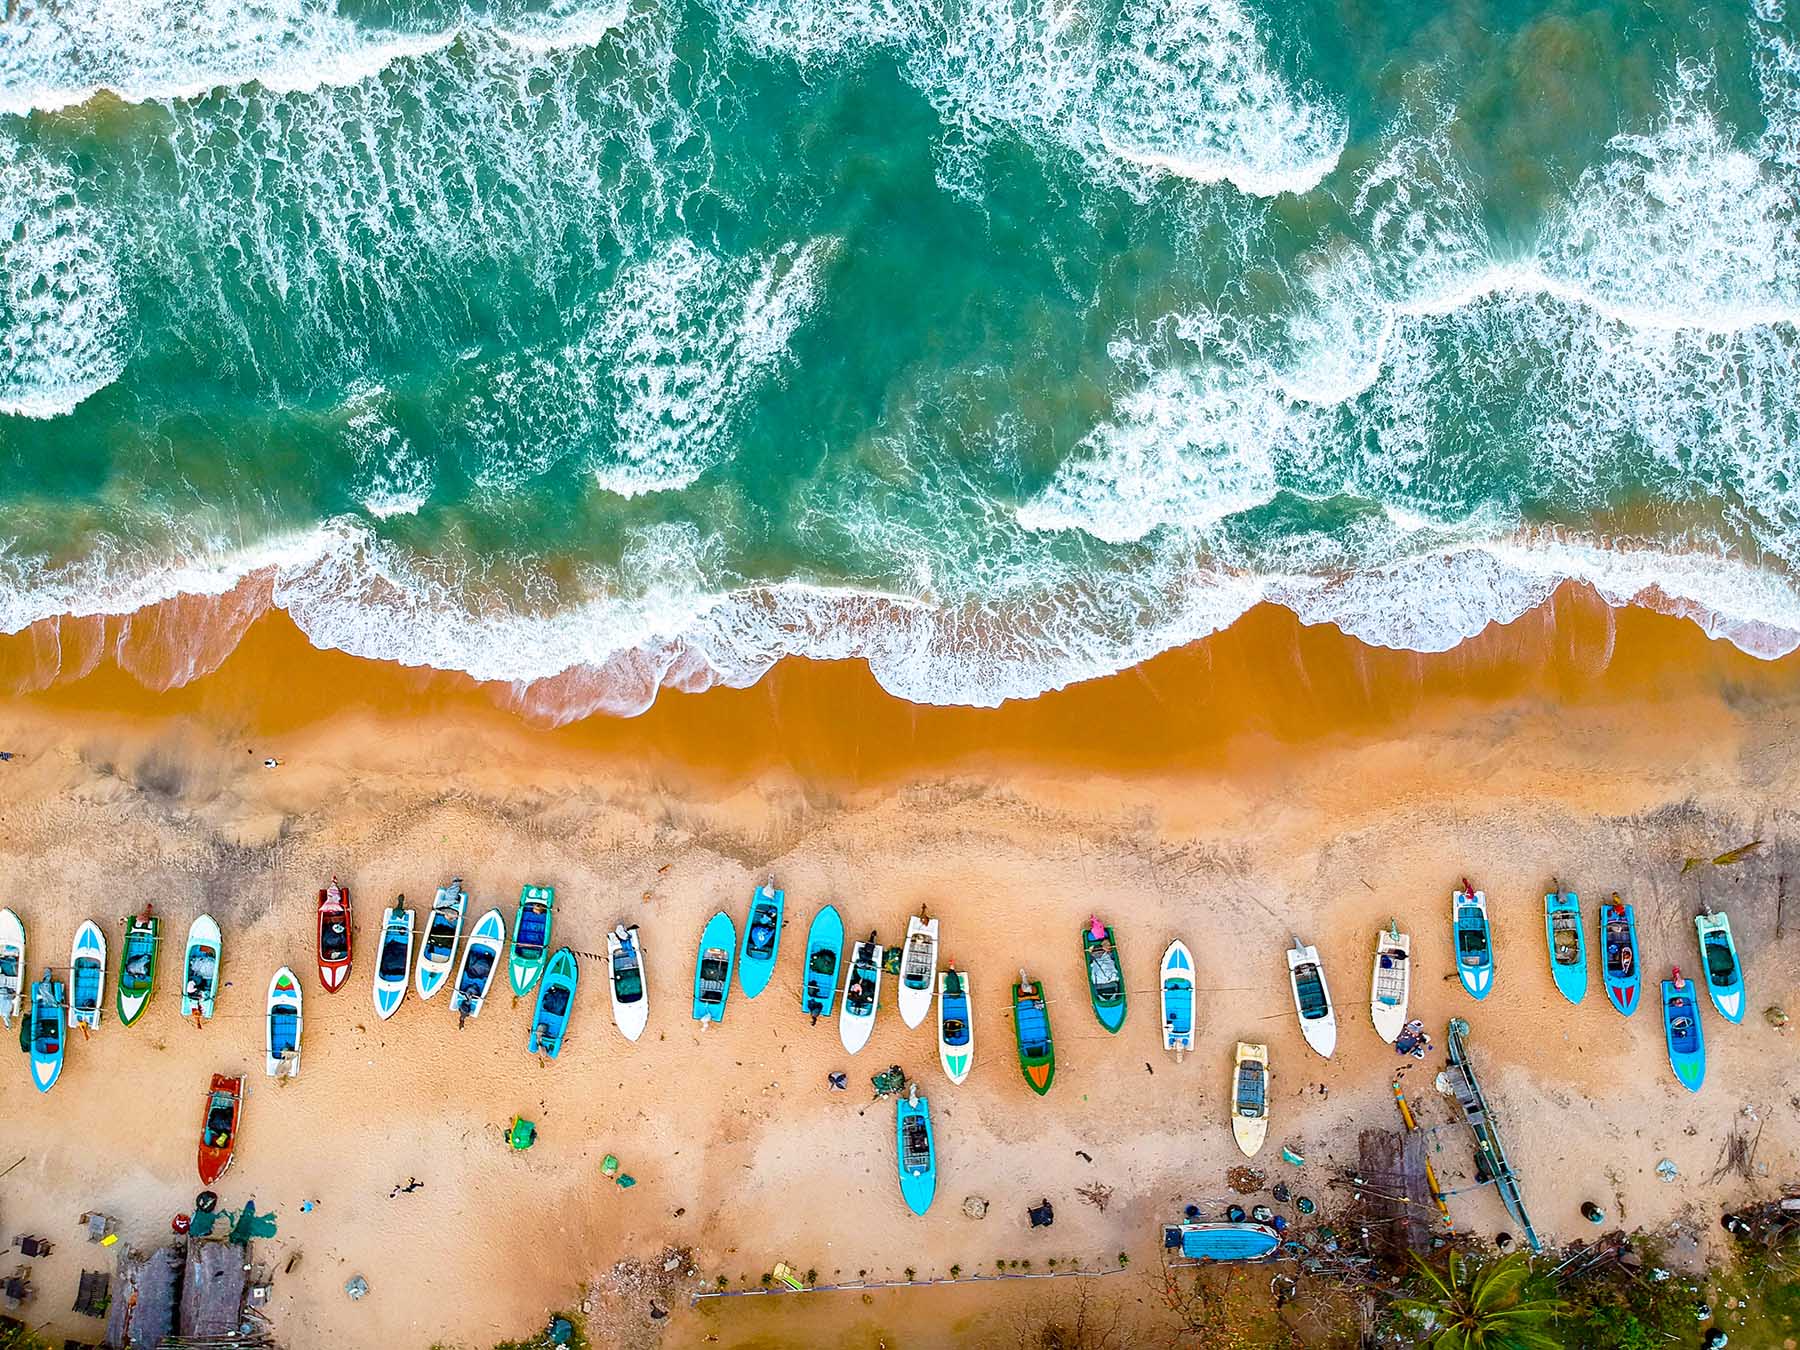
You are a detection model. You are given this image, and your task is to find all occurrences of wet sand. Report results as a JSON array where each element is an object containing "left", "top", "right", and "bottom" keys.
[{"left": 2, "top": 589, "right": 1798, "bottom": 1348}]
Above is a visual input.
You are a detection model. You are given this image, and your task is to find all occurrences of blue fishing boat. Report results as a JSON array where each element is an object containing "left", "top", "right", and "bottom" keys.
[
  {"left": 1451, "top": 882, "right": 1493, "bottom": 1000},
  {"left": 529, "top": 947, "right": 580, "bottom": 1059},
  {"left": 692, "top": 911, "right": 736, "bottom": 1023},
  {"left": 1694, "top": 909, "right": 1745, "bottom": 1024},
  {"left": 895, "top": 1083, "right": 936, "bottom": 1215},
  {"left": 801, "top": 905, "right": 843, "bottom": 1022},
  {"left": 69, "top": 920, "right": 106, "bottom": 1030},
  {"left": 28, "top": 971, "right": 66, "bottom": 1093},
  {"left": 1661, "top": 969, "right": 1706, "bottom": 1092},
  {"left": 1160, "top": 940, "right": 1194, "bottom": 1058},
  {"left": 1163, "top": 1221, "right": 1282, "bottom": 1262},
  {"left": 1544, "top": 888, "right": 1587, "bottom": 1005},
  {"left": 738, "top": 885, "right": 784, "bottom": 1000},
  {"left": 1600, "top": 896, "right": 1640, "bottom": 1016}
]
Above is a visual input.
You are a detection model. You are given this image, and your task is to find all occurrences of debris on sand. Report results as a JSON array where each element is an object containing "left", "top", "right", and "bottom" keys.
[{"left": 1227, "top": 1166, "right": 1267, "bottom": 1195}]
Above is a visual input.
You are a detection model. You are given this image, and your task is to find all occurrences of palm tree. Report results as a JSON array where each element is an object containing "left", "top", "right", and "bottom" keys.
[{"left": 1391, "top": 1250, "right": 1564, "bottom": 1350}]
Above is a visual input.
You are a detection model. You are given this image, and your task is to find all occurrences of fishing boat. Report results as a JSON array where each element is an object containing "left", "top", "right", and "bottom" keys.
[
  {"left": 606, "top": 924, "right": 648, "bottom": 1042},
  {"left": 895, "top": 1082, "right": 937, "bottom": 1215},
  {"left": 1163, "top": 1221, "right": 1282, "bottom": 1263},
  {"left": 116, "top": 906, "right": 159, "bottom": 1026},
  {"left": 738, "top": 885, "right": 784, "bottom": 999},
  {"left": 451, "top": 908, "right": 505, "bottom": 1025},
  {"left": 1661, "top": 968, "right": 1706, "bottom": 1092},
  {"left": 28, "top": 972, "right": 65, "bottom": 1092},
  {"left": 1694, "top": 909, "right": 1745, "bottom": 1024},
  {"left": 371, "top": 901, "right": 414, "bottom": 1021},
  {"left": 508, "top": 885, "right": 555, "bottom": 998},
  {"left": 1082, "top": 917, "right": 1126, "bottom": 1033},
  {"left": 1600, "top": 895, "right": 1640, "bottom": 1016},
  {"left": 801, "top": 905, "right": 843, "bottom": 1022},
  {"left": 415, "top": 879, "right": 467, "bottom": 1002},
  {"left": 1012, "top": 971, "right": 1055, "bottom": 1095},
  {"left": 1286, "top": 939, "right": 1336, "bottom": 1059},
  {"left": 69, "top": 920, "right": 105, "bottom": 1031},
  {"left": 1369, "top": 922, "right": 1410, "bottom": 1043},
  {"left": 529, "top": 947, "right": 580, "bottom": 1059},
  {"left": 692, "top": 911, "right": 737, "bottom": 1024},
  {"left": 1544, "top": 888, "right": 1587, "bottom": 1005},
  {"left": 1452, "top": 882, "right": 1494, "bottom": 1000},
  {"left": 317, "top": 881, "right": 352, "bottom": 992},
  {"left": 1230, "top": 1041, "right": 1269, "bottom": 1158},
  {"left": 937, "top": 967, "right": 973, "bottom": 1084},
  {"left": 0, "top": 907, "right": 22, "bottom": 1027},
  {"left": 1161, "top": 940, "right": 1195, "bottom": 1059},
  {"left": 197, "top": 1074, "right": 244, "bottom": 1184},
  {"left": 839, "top": 933, "right": 882, "bottom": 1053},
  {"left": 898, "top": 914, "right": 939, "bottom": 1029},
  {"left": 181, "top": 914, "right": 222, "bottom": 1022},
  {"left": 265, "top": 966, "right": 302, "bottom": 1078}
]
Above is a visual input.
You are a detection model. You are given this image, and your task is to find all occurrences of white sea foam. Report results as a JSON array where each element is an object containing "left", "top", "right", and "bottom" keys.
[
  {"left": 342, "top": 385, "right": 434, "bottom": 518},
  {"left": 0, "top": 135, "right": 125, "bottom": 419}
]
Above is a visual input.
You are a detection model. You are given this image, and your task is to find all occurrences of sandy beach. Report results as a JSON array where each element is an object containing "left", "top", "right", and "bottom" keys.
[{"left": 3, "top": 587, "right": 1799, "bottom": 1348}]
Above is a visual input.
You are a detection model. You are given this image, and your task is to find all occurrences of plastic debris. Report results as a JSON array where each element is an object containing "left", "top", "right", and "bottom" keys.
[
  {"left": 1656, "top": 1159, "right": 1680, "bottom": 1182},
  {"left": 962, "top": 1195, "right": 989, "bottom": 1220},
  {"left": 345, "top": 1275, "right": 369, "bottom": 1301},
  {"left": 616, "top": 1174, "right": 637, "bottom": 1189},
  {"left": 602, "top": 1155, "right": 620, "bottom": 1178},
  {"left": 1295, "top": 1196, "right": 1316, "bottom": 1215},
  {"left": 1028, "top": 1198, "right": 1055, "bottom": 1228},
  {"left": 1281, "top": 1146, "right": 1306, "bottom": 1167},
  {"left": 1764, "top": 1007, "right": 1789, "bottom": 1033},
  {"left": 827, "top": 1071, "right": 848, "bottom": 1091}
]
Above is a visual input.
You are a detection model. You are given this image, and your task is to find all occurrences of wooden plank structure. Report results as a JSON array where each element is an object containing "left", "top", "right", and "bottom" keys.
[
  {"left": 178, "top": 1239, "right": 248, "bottom": 1338},
  {"left": 104, "top": 1245, "right": 181, "bottom": 1349},
  {"left": 1443, "top": 1017, "right": 1542, "bottom": 1253},
  {"left": 1353, "top": 1128, "right": 1434, "bottom": 1261}
]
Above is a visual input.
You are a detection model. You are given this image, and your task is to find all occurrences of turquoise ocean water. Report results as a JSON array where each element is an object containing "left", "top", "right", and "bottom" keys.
[{"left": 1, "top": 0, "right": 1796, "bottom": 716}]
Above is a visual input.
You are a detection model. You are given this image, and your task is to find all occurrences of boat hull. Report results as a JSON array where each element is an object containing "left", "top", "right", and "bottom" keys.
[
  {"left": 801, "top": 905, "right": 844, "bottom": 1020},
  {"left": 372, "top": 906, "right": 415, "bottom": 1021},
  {"left": 181, "top": 915, "right": 222, "bottom": 1021},
  {"left": 317, "top": 885, "right": 352, "bottom": 993},
  {"left": 1452, "top": 891, "right": 1494, "bottom": 1000},
  {"left": 1369, "top": 930, "right": 1410, "bottom": 1043},
  {"left": 69, "top": 921, "right": 106, "bottom": 1030},
  {"left": 451, "top": 908, "right": 506, "bottom": 1021},
  {"left": 530, "top": 947, "right": 580, "bottom": 1058},
  {"left": 1012, "top": 979, "right": 1056, "bottom": 1095},
  {"left": 693, "top": 911, "right": 737, "bottom": 1023},
  {"left": 1694, "top": 912, "right": 1746, "bottom": 1024},
  {"left": 197, "top": 1073, "right": 244, "bottom": 1184},
  {"left": 0, "top": 908, "right": 23, "bottom": 1027},
  {"left": 606, "top": 925, "right": 649, "bottom": 1041},
  {"left": 1160, "top": 941, "right": 1194, "bottom": 1055},
  {"left": 1661, "top": 977, "right": 1707, "bottom": 1092},
  {"left": 508, "top": 886, "right": 556, "bottom": 998},
  {"left": 1166, "top": 1222, "right": 1282, "bottom": 1262},
  {"left": 1544, "top": 892, "right": 1588, "bottom": 1005},
  {"left": 897, "top": 915, "right": 938, "bottom": 1029},
  {"left": 265, "top": 967, "right": 302, "bottom": 1078},
  {"left": 937, "top": 969, "right": 973, "bottom": 1084},
  {"left": 29, "top": 976, "right": 65, "bottom": 1092},
  {"left": 1082, "top": 922, "right": 1126, "bottom": 1033},
  {"left": 895, "top": 1092, "right": 937, "bottom": 1216},
  {"left": 117, "top": 912, "right": 158, "bottom": 1026},
  {"left": 1600, "top": 901, "right": 1640, "bottom": 1017},
  {"left": 1287, "top": 943, "right": 1337, "bottom": 1059},
  {"left": 738, "top": 886, "right": 784, "bottom": 1000},
  {"left": 839, "top": 939, "right": 881, "bottom": 1052},
  {"left": 1231, "top": 1042, "right": 1269, "bottom": 1158},
  {"left": 416, "top": 883, "right": 467, "bottom": 1002}
]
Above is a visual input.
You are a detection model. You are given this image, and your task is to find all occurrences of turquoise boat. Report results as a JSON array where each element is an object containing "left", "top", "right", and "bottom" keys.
[
  {"left": 1082, "top": 917, "right": 1126, "bottom": 1033},
  {"left": 1600, "top": 897, "right": 1640, "bottom": 1017},
  {"left": 1694, "top": 909, "right": 1745, "bottom": 1024},
  {"left": 1544, "top": 889, "right": 1587, "bottom": 1005},
  {"left": 692, "top": 911, "right": 736, "bottom": 1023},
  {"left": 1163, "top": 1221, "right": 1282, "bottom": 1262},
  {"left": 508, "top": 885, "right": 555, "bottom": 998},
  {"left": 528, "top": 947, "right": 579, "bottom": 1060},
  {"left": 1452, "top": 884, "right": 1493, "bottom": 1000},
  {"left": 1661, "top": 969, "right": 1706, "bottom": 1092},
  {"left": 895, "top": 1083, "right": 936, "bottom": 1216},
  {"left": 738, "top": 885, "right": 784, "bottom": 999},
  {"left": 28, "top": 971, "right": 66, "bottom": 1093},
  {"left": 801, "top": 904, "right": 843, "bottom": 1022}
]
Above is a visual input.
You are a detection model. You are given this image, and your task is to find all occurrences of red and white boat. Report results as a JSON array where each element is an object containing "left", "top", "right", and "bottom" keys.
[
  {"left": 197, "top": 1074, "right": 244, "bottom": 1184},
  {"left": 317, "top": 881, "right": 352, "bottom": 992}
]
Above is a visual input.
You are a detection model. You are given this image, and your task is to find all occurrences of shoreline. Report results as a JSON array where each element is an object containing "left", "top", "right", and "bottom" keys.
[{"left": 2, "top": 587, "right": 1798, "bottom": 1348}]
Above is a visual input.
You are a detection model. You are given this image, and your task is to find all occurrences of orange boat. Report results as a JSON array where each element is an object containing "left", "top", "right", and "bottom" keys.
[
  {"left": 197, "top": 1074, "right": 243, "bottom": 1185},
  {"left": 318, "top": 880, "right": 352, "bottom": 992}
]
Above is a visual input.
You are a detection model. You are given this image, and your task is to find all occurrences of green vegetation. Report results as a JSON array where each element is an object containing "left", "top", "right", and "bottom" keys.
[
  {"left": 1391, "top": 1251, "right": 1564, "bottom": 1349},
  {"left": 490, "top": 1310, "right": 590, "bottom": 1350},
  {"left": 0, "top": 1323, "right": 53, "bottom": 1350}
]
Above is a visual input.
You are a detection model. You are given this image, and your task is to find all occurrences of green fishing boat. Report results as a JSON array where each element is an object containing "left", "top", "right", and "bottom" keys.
[
  {"left": 1082, "top": 916, "right": 1126, "bottom": 1032},
  {"left": 508, "top": 885, "right": 555, "bottom": 997},
  {"left": 1012, "top": 971, "right": 1056, "bottom": 1096},
  {"left": 117, "top": 906, "right": 159, "bottom": 1026}
]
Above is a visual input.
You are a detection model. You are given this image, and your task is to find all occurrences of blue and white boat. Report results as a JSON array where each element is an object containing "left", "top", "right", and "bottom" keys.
[
  {"left": 693, "top": 911, "right": 737, "bottom": 1024},
  {"left": 1163, "top": 1221, "right": 1282, "bottom": 1262},
  {"left": 1544, "top": 888, "right": 1587, "bottom": 1005},
  {"left": 839, "top": 933, "right": 882, "bottom": 1053},
  {"left": 450, "top": 907, "right": 505, "bottom": 1024},
  {"left": 28, "top": 971, "right": 66, "bottom": 1093},
  {"left": 1160, "top": 940, "right": 1195, "bottom": 1059},
  {"left": 606, "top": 924, "right": 648, "bottom": 1042},
  {"left": 416, "top": 879, "right": 467, "bottom": 1002},
  {"left": 1694, "top": 909, "right": 1745, "bottom": 1024},
  {"left": 937, "top": 967, "right": 973, "bottom": 1084},
  {"left": 1452, "top": 883, "right": 1493, "bottom": 1000},
  {"left": 1600, "top": 896, "right": 1640, "bottom": 1016},
  {"left": 529, "top": 947, "right": 580, "bottom": 1059},
  {"left": 265, "top": 966, "right": 302, "bottom": 1078},
  {"left": 738, "top": 885, "right": 783, "bottom": 1000},
  {"left": 801, "top": 905, "right": 843, "bottom": 1022},
  {"left": 895, "top": 1082, "right": 936, "bottom": 1216},
  {"left": 68, "top": 920, "right": 105, "bottom": 1030},
  {"left": 1661, "top": 968, "right": 1706, "bottom": 1092},
  {"left": 372, "top": 902, "right": 415, "bottom": 1021}
]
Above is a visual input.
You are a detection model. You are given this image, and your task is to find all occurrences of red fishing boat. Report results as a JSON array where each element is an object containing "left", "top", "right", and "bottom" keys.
[
  {"left": 197, "top": 1074, "right": 243, "bottom": 1184},
  {"left": 318, "top": 880, "right": 352, "bottom": 991}
]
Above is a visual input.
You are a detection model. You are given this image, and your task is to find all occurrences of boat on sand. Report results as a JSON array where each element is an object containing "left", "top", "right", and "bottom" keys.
[
  {"left": 1661, "top": 968, "right": 1706, "bottom": 1092},
  {"left": 416, "top": 880, "right": 467, "bottom": 1002},
  {"left": 937, "top": 966, "right": 973, "bottom": 1084},
  {"left": 451, "top": 908, "right": 505, "bottom": 1024},
  {"left": 372, "top": 902, "right": 414, "bottom": 1021},
  {"left": 69, "top": 921, "right": 106, "bottom": 1031},
  {"left": 1600, "top": 896, "right": 1640, "bottom": 1016},
  {"left": 1286, "top": 939, "right": 1336, "bottom": 1059},
  {"left": 1544, "top": 887, "right": 1587, "bottom": 1005},
  {"left": 117, "top": 906, "right": 158, "bottom": 1026},
  {"left": 28, "top": 971, "right": 65, "bottom": 1093},
  {"left": 317, "top": 882, "right": 352, "bottom": 993},
  {"left": 898, "top": 915, "right": 939, "bottom": 1029},
  {"left": 181, "top": 915, "right": 222, "bottom": 1022},
  {"left": 1369, "top": 923, "right": 1410, "bottom": 1043},
  {"left": 839, "top": 933, "right": 882, "bottom": 1053},
  {"left": 265, "top": 967, "right": 302, "bottom": 1078},
  {"left": 1452, "top": 881, "right": 1494, "bottom": 1000},
  {"left": 1012, "top": 971, "right": 1055, "bottom": 1095},
  {"left": 1082, "top": 917, "right": 1126, "bottom": 1033},
  {"left": 738, "top": 885, "right": 784, "bottom": 1000},
  {"left": 530, "top": 947, "right": 580, "bottom": 1058},
  {"left": 1694, "top": 909, "right": 1745, "bottom": 1024},
  {"left": 1160, "top": 940, "right": 1194, "bottom": 1059},
  {"left": 508, "top": 885, "right": 555, "bottom": 998},
  {"left": 1230, "top": 1042, "right": 1269, "bottom": 1158},
  {"left": 197, "top": 1074, "right": 244, "bottom": 1184},
  {"left": 801, "top": 906, "right": 843, "bottom": 1022},
  {"left": 895, "top": 1082, "right": 937, "bottom": 1215},
  {"left": 606, "top": 924, "right": 648, "bottom": 1042},
  {"left": 0, "top": 908, "right": 23, "bottom": 1027},
  {"left": 692, "top": 911, "right": 736, "bottom": 1024}
]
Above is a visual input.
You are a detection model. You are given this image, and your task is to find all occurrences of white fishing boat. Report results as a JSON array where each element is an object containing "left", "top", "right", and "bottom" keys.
[
  {"left": 181, "top": 914, "right": 222, "bottom": 1021},
  {"left": 1369, "top": 923, "right": 1411, "bottom": 1044},
  {"left": 415, "top": 879, "right": 467, "bottom": 1001},
  {"left": 1230, "top": 1042, "right": 1270, "bottom": 1158},
  {"left": 1160, "top": 939, "right": 1195, "bottom": 1059},
  {"left": 265, "top": 966, "right": 302, "bottom": 1077},
  {"left": 936, "top": 966, "right": 973, "bottom": 1084},
  {"left": 840, "top": 933, "right": 882, "bottom": 1054},
  {"left": 1286, "top": 938, "right": 1337, "bottom": 1059},
  {"left": 897, "top": 915, "right": 938, "bottom": 1029},
  {"left": 372, "top": 901, "right": 415, "bottom": 1021},
  {"left": 0, "top": 908, "right": 23, "bottom": 1027},
  {"left": 69, "top": 920, "right": 106, "bottom": 1031},
  {"left": 450, "top": 908, "right": 504, "bottom": 1024},
  {"left": 607, "top": 923, "right": 649, "bottom": 1042}
]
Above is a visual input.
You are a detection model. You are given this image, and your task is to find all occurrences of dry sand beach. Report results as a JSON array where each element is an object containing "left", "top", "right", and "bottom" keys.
[{"left": 3, "top": 586, "right": 1800, "bottom": 1348}]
